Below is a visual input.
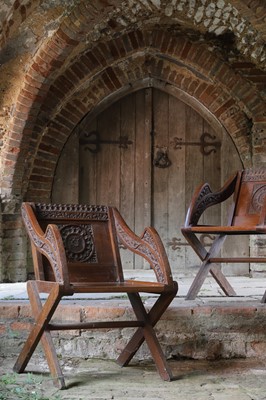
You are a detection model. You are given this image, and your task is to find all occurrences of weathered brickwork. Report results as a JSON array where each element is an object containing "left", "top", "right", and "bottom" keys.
[
  {"left": 2, "top": 300, "right": 266, "bottom": 361},
  {"left": 0, "top": 0, "right": 265, "bottom": 281},
  {"left": 0, "top": 198, "right": 27, "bottom": 282}
]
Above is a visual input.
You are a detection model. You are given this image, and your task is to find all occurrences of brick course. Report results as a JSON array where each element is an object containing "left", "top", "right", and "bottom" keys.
[{"left": 2, "top": 300, "right": 266, "bottom": 361}]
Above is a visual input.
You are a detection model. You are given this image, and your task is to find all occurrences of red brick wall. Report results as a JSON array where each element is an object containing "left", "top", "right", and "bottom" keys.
[{"left": 2, "top": 300, "right": 266, "bottom": 361}]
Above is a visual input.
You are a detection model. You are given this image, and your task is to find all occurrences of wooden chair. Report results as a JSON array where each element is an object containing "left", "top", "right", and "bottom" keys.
[
  {"left": 181, "top": 168, "right": 266, "bottom": 301},
  {"left": 14, "top": 203, "right": 178, "bottom": 389}
]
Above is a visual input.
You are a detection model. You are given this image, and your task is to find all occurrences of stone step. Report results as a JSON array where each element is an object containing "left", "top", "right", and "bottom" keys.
[{"left": 1, "top": 274, "right": 266, "bottom": 362}]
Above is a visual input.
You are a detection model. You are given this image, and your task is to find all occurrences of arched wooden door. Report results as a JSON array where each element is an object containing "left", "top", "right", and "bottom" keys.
[{"left": 53, "top": 88, "right": 247, "bottom": 276}]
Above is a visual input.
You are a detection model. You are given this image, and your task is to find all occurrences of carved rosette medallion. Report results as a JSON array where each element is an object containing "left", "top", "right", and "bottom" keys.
[
  {"left": 59, "top": 224, "right": 97, "bottom": 263},
  {"left": 250, "top": 185, "right": 266, "bottom": 213}
]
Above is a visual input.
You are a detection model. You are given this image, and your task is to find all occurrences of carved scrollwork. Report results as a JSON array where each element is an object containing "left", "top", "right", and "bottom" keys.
[
  {"left": 189, "top": 174, "right": 238, "bottom": 226},
  {"left": 192, "top": 192, "right": 227, "bottom": 225},
  {"left": 195, "top": 184, "right": 213, "bottom": 204},
  {"left": 114, "top": 218, "right": 164, "bottom": 283},
  {"left": 142, "top": 230, "right": 160, "bottom": 256},
  {"left": 58, "top": 224, "right": 97, "bottom": 263},
  {"left": 45, "top": 226, "right": 64, "bottom": 281},
  {"left": 190, "top": 184, "right": 215, "bottom": 225},
  {"left": 242, "top": 168, "right": 266, "bottom": 182},
  {"left": 35, "top": 203, "right": 109, "bottom": 221},
  {"left": 21, "top": 206, "right": 63, "bottom": 282}
]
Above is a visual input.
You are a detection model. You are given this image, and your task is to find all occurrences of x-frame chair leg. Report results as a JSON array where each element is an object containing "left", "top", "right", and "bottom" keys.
[
  {"left": 117, "top": 284, "right": 178, "bottom": 381},
  {"left": 28, "top": 281, "right": 66, "bottom": 388},
  {"left": 126, "top": 292, "right": 173, "bottom": 381},
  {"left": 13, "top": 281, "right": 65, "bottom": 388},
  {"left": 186, "top": 234, "right": 236, "bottom": 300}
]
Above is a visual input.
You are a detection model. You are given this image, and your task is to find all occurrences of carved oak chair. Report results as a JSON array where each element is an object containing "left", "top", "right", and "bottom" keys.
[
  {"left": 181, "top": 168, "right": 266, "bottom": 301},
  {"left": 14, "top": 203, "right": 178, "bottom": 389}
]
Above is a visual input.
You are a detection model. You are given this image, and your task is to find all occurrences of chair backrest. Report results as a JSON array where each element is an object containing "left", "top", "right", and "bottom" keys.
[
  {"left": 26, "top": 203, "right": 123, "bottom": 284},
  {"left": 232, "top": 168, "right": 266, "bottom": 227}
]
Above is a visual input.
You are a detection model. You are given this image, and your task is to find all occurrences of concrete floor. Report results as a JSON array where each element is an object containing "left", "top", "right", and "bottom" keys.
[{"left": 1, "top": 355, "right": 266, "bottom": 400}]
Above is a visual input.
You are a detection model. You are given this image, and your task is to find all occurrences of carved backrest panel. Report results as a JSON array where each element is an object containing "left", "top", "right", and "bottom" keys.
[
  {"left": 233, "top": 168, "right": 266, "bottom": 226},
  {"left": 34, "top": 203, "right": 123, "bottom": 283}
]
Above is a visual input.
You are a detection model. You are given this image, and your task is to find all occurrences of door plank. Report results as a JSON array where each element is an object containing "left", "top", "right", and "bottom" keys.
[
  {"left": 168, "top": 96, "right": 186, "bottom": 273},
  {"left": 185, "top": 106, "right": 204, "bottom": 272},
  {"left": 120, "top": 93, "right": 136, "bottom": 269},
  {"left": 97, "top": 102, "right": 121, "bottom": 206},
  {"left": 152, "top": 89, "right": 169, "bottom": 244},
  {"left": 79, "top": 119, "right": 97, "bottom": 204},
  {"left": 134, "top": 89, "right": 152, "bottom": 269},
  {"left": 203, "top": 120, "right": 221, "bottom": 227}
]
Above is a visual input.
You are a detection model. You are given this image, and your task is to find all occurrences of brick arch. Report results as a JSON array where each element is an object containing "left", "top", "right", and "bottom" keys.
[
  {"left": 23, "top": 29, "right": 266, "bottom": 199},
  {"left": 1, "top": 4, "right": 265, "bottom": 200},
  {"left": 13, "top": 45, "right": 263, "bottom": 199}
]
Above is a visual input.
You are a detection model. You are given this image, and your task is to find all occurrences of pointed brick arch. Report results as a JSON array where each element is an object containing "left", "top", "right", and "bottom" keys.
[
  {"left": 25, "top": 33, "right": 263, "bottom": 200},
  {"left": 1, "top": 1, "right": 265, "bottom": 201}
]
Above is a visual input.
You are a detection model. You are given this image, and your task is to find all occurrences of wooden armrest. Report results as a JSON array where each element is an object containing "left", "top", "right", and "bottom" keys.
[
  {"left": 184, "top": 171, "right": 239, "bottom": 227},
  {"left": 112, "top": 208, "right": 173, "bottom": 285},
  {"left": 21, "top": 203, "right": 69, "bottom": 284}
]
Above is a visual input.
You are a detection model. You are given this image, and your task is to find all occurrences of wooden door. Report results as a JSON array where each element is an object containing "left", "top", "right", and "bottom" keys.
[
  {"left": 79, "top": 89, "right": 152, "bottom": 269},
  {"left": 53, "top": 87, "right": 247, "bottom": 275},
  {"left": 151, "top": 89, "right": 247, "bottom": 276}
]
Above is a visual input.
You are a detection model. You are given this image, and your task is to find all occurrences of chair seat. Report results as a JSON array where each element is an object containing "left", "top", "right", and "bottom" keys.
[
  {"left": 71, "top": 280, "right": 172, "bottom": 294},
  {"left": 182, "top": 225, "right": 265, "bottom": 234}
]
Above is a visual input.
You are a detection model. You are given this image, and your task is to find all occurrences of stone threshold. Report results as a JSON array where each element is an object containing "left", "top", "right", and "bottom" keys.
[{"left": 0, "top": 272, "right": 265, "bottom": 301}]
